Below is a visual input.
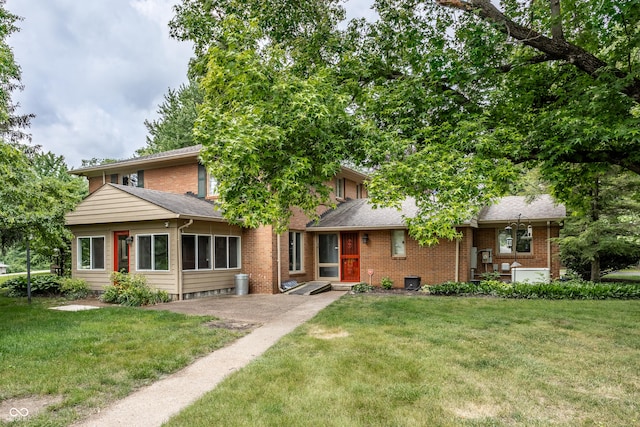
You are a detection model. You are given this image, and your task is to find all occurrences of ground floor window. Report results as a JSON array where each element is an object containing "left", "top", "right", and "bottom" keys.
[
  {"left": 78, "top": 236, "right": 105, "bottom": 270},
  {"left": 214, "top": 235, "right": 240, "bottom": 270},
  {"left": 137, "top": 234, "right": 169, "bottom": 271},
  {"left": 289, "top": 231, "right": 303, "bottom": 273},
  {"left": 391, "top": 230, "right": 406, "bottom": 257},
  {"left": 182, "top": 234, "right": 212, "bottom": 270}
]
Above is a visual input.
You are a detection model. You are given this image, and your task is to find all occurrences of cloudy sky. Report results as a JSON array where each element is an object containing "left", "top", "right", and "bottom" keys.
[{"left": 6, "top": 0, "right": 375, "bottom": 169}]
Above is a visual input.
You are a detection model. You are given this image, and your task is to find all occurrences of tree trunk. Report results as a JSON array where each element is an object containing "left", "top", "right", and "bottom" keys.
[{"left": 590, "top": 253, "right": 601, "bottom": 282}]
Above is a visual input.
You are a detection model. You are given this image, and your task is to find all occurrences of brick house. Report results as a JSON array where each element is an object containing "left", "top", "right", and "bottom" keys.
[{"left": 66, "top": 145, "right": 565, "bottom": 299}]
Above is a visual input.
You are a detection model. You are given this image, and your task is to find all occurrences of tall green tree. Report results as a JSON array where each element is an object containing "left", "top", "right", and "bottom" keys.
[
  {"left": 556, "top": 165, "right": 640, "bottom": 281},
  {"left": 137, "top": 78, "right": 204, "bottom": 156},
  {"left": 168, "top": 0, "right": 640, "bottom": 243}
]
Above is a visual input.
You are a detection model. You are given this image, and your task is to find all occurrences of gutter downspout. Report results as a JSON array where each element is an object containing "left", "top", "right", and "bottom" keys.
[
  {"left": 277, "top": 233, "right": 283, "bottom": 292},
  {"left": 547, "top": 221, "right": 552, "bottom": 276},
  {"left": 455, "top": 235, "right": 460, "bottom": 282},
  {"left": 177, "top": 219, "right": 194, "bottom": 300}
]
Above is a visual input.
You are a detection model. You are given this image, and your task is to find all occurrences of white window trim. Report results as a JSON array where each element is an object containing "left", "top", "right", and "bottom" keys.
[
  {"left": 77, "top": 235, "right": 106, "bottom": 270},
  {"left": 136, "top": 233, "right": 170, "bottom": 271},
  {"left": 289, "top": 231, "right": 304, "bottom": 273},
  {"left": 214, "top": 235, "right": 241, "bottom": 270},
  {"left": 182, "top": 233, "right": 213, "bottom": 271}
]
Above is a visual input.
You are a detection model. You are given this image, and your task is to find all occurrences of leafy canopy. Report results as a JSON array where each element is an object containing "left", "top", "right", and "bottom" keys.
[{"left": 168, "top": 0, "right": 639, "bottom": 244}]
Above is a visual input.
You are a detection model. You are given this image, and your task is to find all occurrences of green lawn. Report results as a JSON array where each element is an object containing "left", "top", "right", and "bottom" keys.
[
  {"left": 166, "top": 295, "right": 640, "bottom": 427},
  {"left": 0, "top": 295, "right": 246, "bottom": 426}
]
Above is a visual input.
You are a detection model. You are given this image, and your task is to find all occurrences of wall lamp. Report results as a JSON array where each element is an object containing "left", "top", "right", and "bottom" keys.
[
  {"left": 362, "top": 233, "right": 369, "bottom": 244},
  {"left": 504, "top": 213, "right": 532, "bottom": 268},
  {"left": 125, "top": 236, "right": 134, "bottom": 245}
]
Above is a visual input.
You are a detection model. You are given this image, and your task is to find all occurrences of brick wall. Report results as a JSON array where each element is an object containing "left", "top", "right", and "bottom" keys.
[
  {"left": 358, "top": 228, "right": 467, "bottom": 288},
  {"left": 143, "top": 164, "right": 199, "bottom": 194},
  {"left": 242, "top": 226, "right": 278, "bottom": 294}
]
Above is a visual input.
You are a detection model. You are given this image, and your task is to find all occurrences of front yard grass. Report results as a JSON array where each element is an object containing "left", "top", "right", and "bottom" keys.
[
  {"left": 166, "top": 295, "right": 640, "bottom": 427},
  {"left": 0, "top": 295, "right": 246, "bottom": 426}
]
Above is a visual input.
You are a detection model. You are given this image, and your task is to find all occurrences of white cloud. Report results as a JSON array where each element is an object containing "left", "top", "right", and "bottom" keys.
[
  {"left": 5, "top": 0, "right": 374, "bottom": 169},
  {"left": 6, "top": 0, "right": 193, "bottom": 168}
]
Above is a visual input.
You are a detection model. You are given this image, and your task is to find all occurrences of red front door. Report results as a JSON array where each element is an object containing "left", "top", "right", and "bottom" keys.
[
  {"left": 340, "top": 232, "right": 360, "bottom": 282},
  {"left": 114, "top": 231, "right": 130, "bottom": 273}
]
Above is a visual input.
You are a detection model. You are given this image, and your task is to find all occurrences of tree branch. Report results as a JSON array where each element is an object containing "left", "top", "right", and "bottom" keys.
[{"left": 436, "top": 0, "right": 640, "bottom": 103}]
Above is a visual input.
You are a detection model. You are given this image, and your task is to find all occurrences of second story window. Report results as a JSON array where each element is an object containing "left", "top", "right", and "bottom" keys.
[
  {"left": 336, "top": 178, "right": 345, "bottom": 199},
  {"left": 209, "top": 175, "right": 218, "bottom": 197}
]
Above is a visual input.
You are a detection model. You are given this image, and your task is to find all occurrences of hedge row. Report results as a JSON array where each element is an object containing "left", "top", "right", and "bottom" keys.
[
  {"left": 2, "top": 274, "right": 90, "bottom": 299},
  {"left": 427, "top": 279, "right": 640, "bottom": 299}
]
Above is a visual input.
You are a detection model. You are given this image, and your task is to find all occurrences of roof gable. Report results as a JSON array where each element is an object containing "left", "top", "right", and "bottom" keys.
[{"left": 66, "top": 184, "right": 224, "bottom": 225}]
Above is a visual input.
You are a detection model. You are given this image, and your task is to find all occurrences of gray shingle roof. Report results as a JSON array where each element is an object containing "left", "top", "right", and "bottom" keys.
[
  {"left": 477, "top": 195, "right": 566, "bottom": 223},
  {"left": 308, "top": 198, "right": 419, "bottom": 230},
  {"left": 69, "top": 145, "right": 203, "bottom": 174},
  {"left": 307, "top": 195, "right": 565, "bottom": 230},
  {"left": 112, "top": 184, "right": 224, "bottom": 220}
]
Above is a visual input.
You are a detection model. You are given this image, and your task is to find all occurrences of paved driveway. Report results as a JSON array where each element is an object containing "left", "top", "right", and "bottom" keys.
[{"left": 145, "top": 292, "right": 344, "bottom": 324}]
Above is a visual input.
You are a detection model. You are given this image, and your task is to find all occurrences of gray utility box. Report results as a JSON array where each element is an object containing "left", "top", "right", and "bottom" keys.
[
  {"left": 404, "top": 276, "right": 421, "bottom": 291},
  {"left": 235, "top": 274, "right": 249, "bottom": 295}
]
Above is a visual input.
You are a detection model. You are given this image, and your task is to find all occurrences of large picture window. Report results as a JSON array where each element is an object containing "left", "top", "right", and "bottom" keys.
[
  {"left": 214, "top": 235, "right": 240, "bottom": 270},
  {"left": 498, "top": 229, "right": 532, "bottom": 254},
  {"left": 289, "top": 231, "right": 303, "bottom": 273},
  {"left": 78, "top": 236, "right": 105, "bottom": 270},
  {"left": 137, "top": 234, "right": 169, "bottom": 271},
  {"left": 182, "top": 234, "right": 212, "bottom": 270}
]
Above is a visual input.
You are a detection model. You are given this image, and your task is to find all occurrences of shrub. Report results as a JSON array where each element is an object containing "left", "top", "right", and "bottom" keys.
[
  {"left": 4, "top": 274, "right": 61, "bottom": 297},
  {"left": 352, "top": 282, "right": 373, "bottom": 293},
  {"left": 101, "top": 272, "right": 170, "bottom": 306},
  {"left": 428, "top": 279, "right": 640, "bottom": 300},
  {"left": 380, "top": 277, "right": 393, "bottom": 290},
  {"left": 59, "top": 278, "right": 90, "bottom": 300}
]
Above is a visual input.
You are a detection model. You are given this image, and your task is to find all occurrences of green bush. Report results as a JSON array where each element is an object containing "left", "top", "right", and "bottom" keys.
[
  {"left": 352, "top": 282, "right": 373, "bottom": 293},
  {"left": 427, "top": 279, "right": 640, "bottom": 299},
  {"left": 4, "top": 274, "right": 61, "bottom": 297},
  {"left": 380, "top": 277, "right": 394, "bottom": 290},
  {"left": 101, "top": 272, "right": 170, "bottom": 306},
  {"left": 59, "top": 278, "right": 90, "bottom": 300}
]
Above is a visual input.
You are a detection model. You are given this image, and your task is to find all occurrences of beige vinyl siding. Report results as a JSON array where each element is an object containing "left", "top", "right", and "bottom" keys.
[
  {"left": 69, "top": 222, "right": 180, "bottom": 294},
  {"left": 182, "top": 270, "right": 236, "bottom": 294},
  {"left": 66, "top": 185, "right": 173, "bottom": 225}
]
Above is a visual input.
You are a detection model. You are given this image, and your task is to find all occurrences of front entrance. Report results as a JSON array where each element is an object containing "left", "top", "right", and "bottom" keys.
[
  {"left": 340, "top": 232, "right": 360, "bottom": 282},
  {"left": 114, "top": 231, "right": 130, "bottom": 273}
]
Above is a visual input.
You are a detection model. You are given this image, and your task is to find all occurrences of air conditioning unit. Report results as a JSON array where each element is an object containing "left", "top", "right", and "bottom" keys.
[{"left": 404, "top": 276, "right": 421, "bottom": 291}]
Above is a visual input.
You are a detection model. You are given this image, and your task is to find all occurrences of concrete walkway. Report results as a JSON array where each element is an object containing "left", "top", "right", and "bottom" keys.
[{"left": 73, "top": 291, "right": 345, "bottom": 427}]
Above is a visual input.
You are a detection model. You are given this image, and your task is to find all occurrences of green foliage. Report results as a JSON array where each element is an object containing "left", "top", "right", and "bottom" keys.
[
  {"left": 479, "top": 270, "right": 501, "bottom": 281},
  {"left": 101, "top": 272, "right": 170, "bottom": 306},
  {"left": 557, "top": 167, "right": 640, "bottom": 280},
  {"left": 428, "top": 279, "right": 640, "bottom": 299},
  {"left": 380, "top": 277, "right": 393, "bottom": 290},
  {"left": 351, "top": 282, "right": 373, "bottom": 293},
  {"left": 138, "top": 79, "right": 204, "bottom": 156},
  {"left": 59, "top": 277, "right": 90, "bottom": 300},
  {"left": 4, "top": 274, "right": 61, "bottom": 297},
  {"left": 167, "top": 0, "right": 640, "bottom": 245}
]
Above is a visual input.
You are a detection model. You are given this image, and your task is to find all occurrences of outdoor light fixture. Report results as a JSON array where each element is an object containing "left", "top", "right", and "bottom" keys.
[
  {"left": 125, "top": 236, "right": 134, "bottom": 245},
  {"left": 504, "top": 213, "right": 532, "bottom": 271},
  {"left": 362, "top": 233, "right": 369, "bottom": 244}
]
